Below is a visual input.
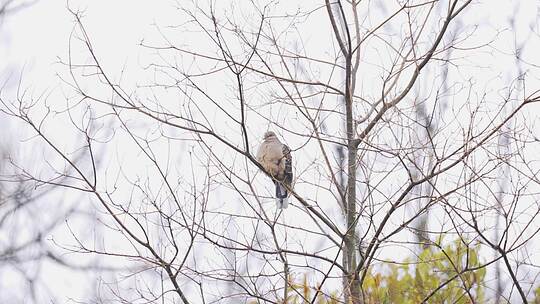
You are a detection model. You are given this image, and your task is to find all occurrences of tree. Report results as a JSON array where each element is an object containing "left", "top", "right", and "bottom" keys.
[
  {"left": 1, "top": 0, "right": 540, "bottom": 303},
  {"left": 0, "top": 2, "right": 113, "bottom": 302}
]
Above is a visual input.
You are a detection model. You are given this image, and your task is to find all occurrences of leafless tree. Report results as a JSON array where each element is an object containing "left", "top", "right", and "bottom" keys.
[
  {"left": 0, "top": 2, "right": 62, "bottom": 302},
  {"left": 2, "top": 0, "right": 540, "bottom": 303},
  {"left": 0, "top": 3, "right": 114, "bottom": 303}
]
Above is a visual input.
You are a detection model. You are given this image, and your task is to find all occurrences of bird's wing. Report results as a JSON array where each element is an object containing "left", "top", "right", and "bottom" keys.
[{"left": 281, "top": 144, "right": 293, "bottom": 188}]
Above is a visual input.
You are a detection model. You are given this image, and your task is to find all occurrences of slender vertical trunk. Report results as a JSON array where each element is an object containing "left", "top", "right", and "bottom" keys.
[
  {"left": 283, "top": 261, "right": 289, "bottom": 303},
  {"left": 325, "top": 0, "right": 361, "bottom": 301},
  {"left": 494, "top": 211, "right": 502, "bottom": 304},
  {"left": 344, "top": 53, "right": 362, "bottom": 303},
  {"left": 495, "top": 124, "right": 510, "bottom": 304},
  {"left": 412, "top": 104, "right": 434, "bottom": 250}
]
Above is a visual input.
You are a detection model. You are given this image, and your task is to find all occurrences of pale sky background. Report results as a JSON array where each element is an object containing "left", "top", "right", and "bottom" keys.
[{"left": 2, "top": 0, "right": 540, "bottom": 303}]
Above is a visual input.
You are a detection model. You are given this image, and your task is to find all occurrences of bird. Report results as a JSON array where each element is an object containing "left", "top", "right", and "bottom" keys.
[{"left": 256, "top": 131, "right": 293, "bottom": 209}]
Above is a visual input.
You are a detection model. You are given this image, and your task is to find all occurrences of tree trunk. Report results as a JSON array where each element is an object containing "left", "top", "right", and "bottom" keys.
[{"left": 344, "top": 52, "right": 362, "bottom": 303}]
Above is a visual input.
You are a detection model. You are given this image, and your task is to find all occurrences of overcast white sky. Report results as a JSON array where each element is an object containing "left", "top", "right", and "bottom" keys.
[
  {"left": 1, "top": 0, "right": 538, "bottom": 97},
  {"left": 2, "top": 0, "right": 540, "bottom": 302}
]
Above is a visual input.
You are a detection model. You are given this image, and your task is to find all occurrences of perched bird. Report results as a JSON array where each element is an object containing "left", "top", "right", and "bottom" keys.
[{"left": 256, "top": 131, "right": 293, "bottom": 209}]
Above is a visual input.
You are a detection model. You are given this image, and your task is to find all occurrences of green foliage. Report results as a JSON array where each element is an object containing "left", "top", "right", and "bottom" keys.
[
  {"left": 284, "top": 275, "right": 340, "bottom": 304},
  {"left": 272, "top": 239, "right": 486, "bottom": 304},
  {"left": 534, "top": 285, "right": 540, "bottom": 304},
  {"left": 363, "top": 239, "right": 485, "bottom": 304}
]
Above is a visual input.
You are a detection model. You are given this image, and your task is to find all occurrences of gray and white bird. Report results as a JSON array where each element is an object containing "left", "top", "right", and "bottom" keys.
[{"left": 256, "top": 131, "right": 293, "bottom": 209}]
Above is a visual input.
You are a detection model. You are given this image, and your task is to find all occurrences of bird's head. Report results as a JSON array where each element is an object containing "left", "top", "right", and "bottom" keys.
[{"left": 263, "top": 131, "right": 277, "bottom": 140}]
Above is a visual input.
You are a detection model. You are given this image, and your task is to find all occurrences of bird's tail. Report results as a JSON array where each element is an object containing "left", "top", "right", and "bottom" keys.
[{"left": 275, "top": 182, "right": 289, "bottom": 209}]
